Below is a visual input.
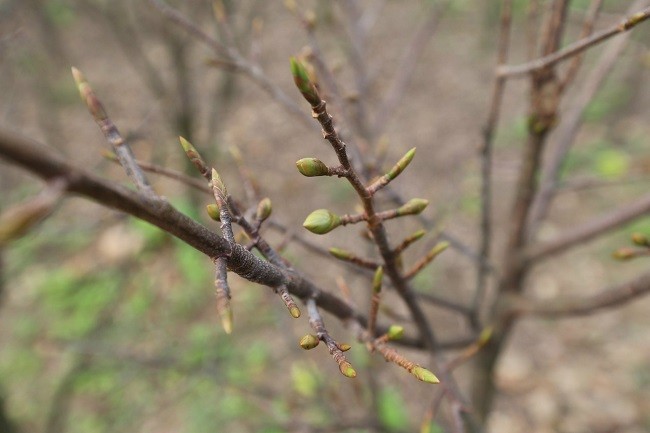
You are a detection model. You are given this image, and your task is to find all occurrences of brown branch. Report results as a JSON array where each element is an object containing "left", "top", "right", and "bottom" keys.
[
  {"left": 103, "top": 150, "right": 210, "bottom": 193},
  {"left": 497, "top": 5, "right": 650, "bottom": 78},
  {"left": 527, "top": 0, "right": 648, "bottom": 237},
  {"left": 0, "top": 128, "right": 438, "bottom": 349},
  {"left": 525, "top": 192, "right": 650, "bottom": 263},
  {"left": 148, "top": 0, "right": 311, "bottom": 127},
  {"left": 558, "top": 0, "right": 604, "bottom": 91},
  {"left": 473, "top": 0, "right": 513, "bottom": 327},
  {"left": 506, "top": 270, "right": 650, "bottom": 317},
  {"left": 72, "top": 68, "right": 154, "bottom": 196}
]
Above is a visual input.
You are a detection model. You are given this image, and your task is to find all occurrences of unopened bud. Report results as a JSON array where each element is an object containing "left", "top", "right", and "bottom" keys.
[
  {"left": 339, "top": 361, "right": 357, "bottom": 378},
  {"left": 206, "top": 204, "right": 221, "bottom": 221},
  {"left": 386, "top": 147, "right": 416, "bottom": 181},
  {"left": 211, "top": 168, "right": 226, "bottom": 194},
  {"left": 290, "top": 57, "right": 320, "bottom": 105},
  {"left": 411, "top": 366, "right": 440, "bottom": 384},
  {"left": 387, "top": 325, "right": 404, "bottom": 341},
  {"left": 299, "top": 334, "right": 320, "bottom": 350},
  {"left": 329, "top": 247, "right": 352, "bottom": 260},
  {"left": 613, "top": 247, "right": 636, "bottom": 260},
  {"left": 338, "top": 343, "right": 352, "bottom": 352},
  {"left": 296, "top": 158, "right": 329, "bottom": 177},
  {"left": 256, "top": 197, "right": 272, "bottom": 221},
  {"left": 396, "top": 198, "right": 429, "bottom": 216},
  {"left": 303, "top": 209, "right": 341, "bottom": 234},
  {"left": 631, "top": 232, "right": 649, "bottom": 247}
]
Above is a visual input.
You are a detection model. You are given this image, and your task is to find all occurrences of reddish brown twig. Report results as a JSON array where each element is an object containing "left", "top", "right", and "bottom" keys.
[
  {"left": 72, "top": 67, "right": 154, "bottom": 196},
  {"left": 306, "top": 298, "right": 356, "bottom": 378}
]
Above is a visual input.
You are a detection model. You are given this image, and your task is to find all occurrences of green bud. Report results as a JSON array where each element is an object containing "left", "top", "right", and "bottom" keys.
[
  {"left": 372, "top": 266, "right": 383, "bottom": 293},
  {"left": 179, "top": 136, "right": 209, "bottom": 178},
  {"left": 411, "top": 366, "right": 440, "bottom": 384},
  {"left": 290, "top": 57, "right": 320, "bottom": 105},
  {"left": 219, "top": 307, "right": 233, "bottom": 335},
  {"left": 296, "top": 158, "right": 329, "bottom": 177},
  {"left": 338, "top": 343, "right": 352, "bottom": 352},
  {"left": 206, "top": 204, "right": 221, "bottom": 221},
  {"left": 408, "top": 229, "right": 427, "bottom": 242},
  {"left": 299, "top": 334, "right": 320, "bottom": 350},
  {"left": 256, "top": 197, "right": 272, "bottom": 221},
  {"left": 612, "top": 247, "right": 636, "bottom": 260},
  {"left": 289, "top": 306, "right": 301, "bottom": 318},
  {"left": 71, "top": 67, "right": 107, "bottom": 121},
  {"left": 339, "top": 361, "right": 357, "bottom": 378},
  {"left": 631, "top": 232, "right": 649, "bottom": 247},
  {"left": 427, "top": 241, "right": 449, "bottom": 260},
  {"left": 329, "top": 247, "right": 352, "bottom": 260},
  {"left": 386, "top": 147, "right": 416, "bottom": 181},
  {"left": 387, "top": 325, "right": 404, "bottom": 341},
  {"left": 211, "top": 168, "right": 226, "bottom": 194},
  {"left": 478, "top": 326, "right": 493, "bottom": 346},
  {"left": 397, "top": 198, "right": 429, "bottom": 216},
  {"left": 303, "top": 209, "right": 341, "bottom": 234}
]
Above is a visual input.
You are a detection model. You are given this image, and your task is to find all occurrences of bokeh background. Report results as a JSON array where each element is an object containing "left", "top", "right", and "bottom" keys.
[{"left": 1, "top": 1, "right": 650, "bottom": 432}]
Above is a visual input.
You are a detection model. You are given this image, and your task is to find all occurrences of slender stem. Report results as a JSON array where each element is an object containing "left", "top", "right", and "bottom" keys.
[
  {"left": 473, "top": 0, "right": 513, "bottom": 328},
  {"left": 497, "top": 6, "right": 650, "bottom": 77},
  {"left": 505, "top": 270, "right": 650, "bottom": 317},
  {"left": 525, "top": 193, "right": 650, "bottom": 263}
]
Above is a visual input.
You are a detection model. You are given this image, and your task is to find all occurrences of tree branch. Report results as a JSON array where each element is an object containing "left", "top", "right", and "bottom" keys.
[
  {"left": 525, "top": 192, "right": 650, "bottom": 263},
  {"left": 497, "top": 5, "right": 650, "bottom": 78},
  {"left": 506, "top": 270, "right": 650, "bottom": 317}
]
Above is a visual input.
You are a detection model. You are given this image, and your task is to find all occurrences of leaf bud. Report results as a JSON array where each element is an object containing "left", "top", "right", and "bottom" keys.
[
  {"left": 328, "top": 247, "right": 352, "bottom": 260},
  {"left": 387, "top": 325, "right": 404, "bottom": 341},
  {"left": 339, "top": 361, "right": 357, "bottom": 378},
  {"left": 612, "top": 247, "right": 636, "bottom": 261},
  {"left": 256, "top": 197, "right": 272, "bottom": 221},
  {"left": 206, "top": 204, "right": 221, "bottom": 221},
  {"left": 303, "top": 209, "right": 341, "bottom": 234},
  {"left": 296, "top": 158, "right": 329, "bottom": 177},
  {"left": 396, "top": 198, "right": 429, "bottom": 216},
  {"left": 338, "top": 343, "right": 352, "bottom": 352},
  {"left": 631, "top": 232, "right": 649, "bottom": 247},
  {"left": 299, "top": 334, "right": 320, "bottom": 350},
  {"left": 411, "top": 366, "right": 440, "bottom": 384}
]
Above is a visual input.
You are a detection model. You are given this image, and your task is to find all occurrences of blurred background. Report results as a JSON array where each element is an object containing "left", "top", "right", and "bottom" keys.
[{"left": 1, "top": 1, "right": 650, "bottom": 432}]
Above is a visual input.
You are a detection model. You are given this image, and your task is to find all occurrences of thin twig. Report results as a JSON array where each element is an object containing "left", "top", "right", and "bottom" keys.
[
  {"left": 148, "top": 0, "right": 311, "bottom": 127},
  {"left": 497, "top": 6, "right": 650, "bottom": 77},
  {"left": 506, "top": 270, "right": 650, "bottom": 317},
  {"left": 525, "top": 192, "right": 650, "bottom": 263},
  {"left": 558, "top": 0, "right": 604, "bottom": 91},
  {"left": 472, "top": 0, "right": 513, "bottom": 329},
  {"left": 103, "top": 150, "right": 210, "bottom": 193},
  {"left": 527, "top": 0, "right": 648, "bottom": 237},
  {"left": 72, "top": 67, "right": 154, "bottom": 196}
]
